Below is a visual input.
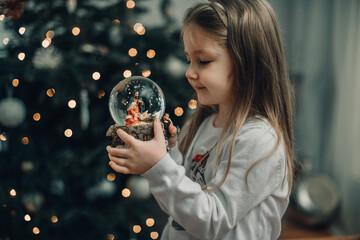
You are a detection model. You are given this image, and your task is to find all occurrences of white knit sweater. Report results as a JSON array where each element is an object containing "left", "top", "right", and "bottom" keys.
[{"left": 142, "top": 114, "right": 289, "bottom": 240}]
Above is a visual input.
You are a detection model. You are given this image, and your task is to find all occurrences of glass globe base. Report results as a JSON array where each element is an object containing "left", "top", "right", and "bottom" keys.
[{"left": 106, "top": 123, "right": 154, "bottom": 148}]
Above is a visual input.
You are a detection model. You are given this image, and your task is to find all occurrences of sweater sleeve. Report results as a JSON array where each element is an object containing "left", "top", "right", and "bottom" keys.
[{"left": 142, "top": 126, "right": 287, "bottom": 240}]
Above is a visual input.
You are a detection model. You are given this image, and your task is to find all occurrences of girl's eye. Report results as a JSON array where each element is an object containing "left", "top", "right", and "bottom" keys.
[
  {"left": 200, "top": 61, "right": 211, "bottom": 65},
  {"left": 186, "top": 60, "right": 191, "bottom": 64}
]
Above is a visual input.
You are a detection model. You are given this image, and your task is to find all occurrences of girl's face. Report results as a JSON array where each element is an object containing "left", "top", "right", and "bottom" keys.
[{"left": 183, "top": 26, "right": 233, "bottom": 111}]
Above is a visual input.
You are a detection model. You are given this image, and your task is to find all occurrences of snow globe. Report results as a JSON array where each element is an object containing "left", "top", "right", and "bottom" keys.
[{"left": 106, "top": 76, "right": 166, "bottom": 147}]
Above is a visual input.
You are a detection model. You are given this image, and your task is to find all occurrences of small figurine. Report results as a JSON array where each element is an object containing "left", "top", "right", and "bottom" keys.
[
  {"left": 162, "top": 113, "right": 173, "bottom": 139},
  {"left": 125, "top": 91, "right": 152, "bottom": 126}
]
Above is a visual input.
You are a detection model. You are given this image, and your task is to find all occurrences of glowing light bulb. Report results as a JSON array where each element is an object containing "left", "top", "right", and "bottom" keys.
[
  {"left": 113, "top": 19, "right": 120, "bottom": 24},
  {"left": 0, "top": 14, "right": 5, "bottom": 21},
  {"left": 147, "top": 49, "right": 156, "bottom": 58},
  {"left": 98, "top": 90, "right": 105, "bottom": 99},
  {"left": 47, "top": 88, "right": 55, "bottom": 97},
  {"left": 133, "top": 225, "right": 141, "bottom": 233},
  {"left": 107, "top": 173, "right": 116, "bottom": 181},
  {"left": 18, "top": 52, "right": 25, "bottom": 61},
  {"left": 12, "top": 78, "right": 19, "bottom": 87},
  {"left": 3, "top": 38, "right": 9, "bottom": 45},
  {"left": 188, "top": 99, "right": 197, "bottom": 109},
  {"left": 64, "top": 129, "right": 73, "bottom": 138},
  {"left": 146, "top": 218, "right": 155, "bottom": 227},
  {"left": 150, "top": 232, "right": 159, "bottom": 239},
  {"left": 51, "top": 216, "right": 58, "bottom": 223},
  {"left": 33, "top": 227, "right": 40, "bottom": 234},
  {"left": 42, "top": 38, "right": 51, "bottom": 48},
  {"left": 72, "top": 27, "right": 80, "bottom": 36},
  {"left": 46, "top": 30, "right": 55, "bottom": 39},
  {"left": 33, "top": 113, "right": 41, "bottom": 121},
  {"left": 107, "top": 234, "right": 115, "bottom": 240},
  {"left": 174, "top": 107, "right": 184, "bottom": 117},
  {"left": 22, "top": 137, "right": 29, "bottom": 145},
  {"left": 142, "top": 69, "right": 151, "bottom": 77},
  {"left": 0, "top": 133, "right": 6, "bottom": 141},
  {"left": 19, "top": 27, "right": 26, "bottom": 35},
  {"left": 92, "top": 72, "right": 101, "bottom": 80},
  {"left": 10, "top": 189, "right": 16, "bottom": 196},
  {"left": 68, "top": 100, "right": 76, "bottom": 108},
  {"left": 133, "top": 23, "right": 145, "bottom": 35},
  {"left": 137, "top": 27, "right": 146, "bottom": 35},
  {"left": 128, "top": 48, "right": 137, "bottom": 57},
  {"left": 126, "top": 0, "right": 135, "bottom": 8},
  {"left": 122, "top": 188, "right": 131, "bottom": 197},
  {"left": 24, "top": 214, "right": 31, "bottom": 221},
  {"left": 123, "top": 70, "right": 132, "bottom": 78}
]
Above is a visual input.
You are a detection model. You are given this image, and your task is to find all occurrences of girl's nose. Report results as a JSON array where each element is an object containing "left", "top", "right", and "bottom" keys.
[{"left": 185, "top": 64, "right": 198, "bottom": 81}]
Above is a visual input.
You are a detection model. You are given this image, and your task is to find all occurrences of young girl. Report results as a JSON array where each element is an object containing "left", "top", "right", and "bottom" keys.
[{"left": 106, "top": 0, "right": 294, "bottom": 239}]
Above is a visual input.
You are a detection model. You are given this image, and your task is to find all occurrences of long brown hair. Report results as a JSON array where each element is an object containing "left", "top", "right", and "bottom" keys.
[{"left": 179, "top": 0, "right": 295, "bottom": 194}]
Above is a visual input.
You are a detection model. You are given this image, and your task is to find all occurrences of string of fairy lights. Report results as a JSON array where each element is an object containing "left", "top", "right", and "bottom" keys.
[{"left": 0, "top": 0, "right": 198, "bottom": 238}]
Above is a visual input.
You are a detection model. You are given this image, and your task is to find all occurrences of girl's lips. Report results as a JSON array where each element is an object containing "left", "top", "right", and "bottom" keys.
[{"left": 193, "top": 85, "right": 205, "bottom": 91}]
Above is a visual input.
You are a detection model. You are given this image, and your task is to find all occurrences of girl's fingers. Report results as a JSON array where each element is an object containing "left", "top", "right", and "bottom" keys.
[
  {"left": 109, "top": 161, "right": 130, "bottom": 174},
  {"left": 117, "top": 128, "right": 136, "bottom": 146},
  {"left": 169, "top": 124, "right": 177, "bottom": 137},
  {"left": 108, "top": 153, "right": 129, "bottom": 168},
  {"left": 106, "top": 146, "right": 130, "bottom": 158}
]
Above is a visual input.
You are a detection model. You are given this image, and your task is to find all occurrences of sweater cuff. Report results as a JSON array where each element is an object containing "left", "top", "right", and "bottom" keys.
[{"left": 141, "top": 153, "right": 179, "bottom": 185}]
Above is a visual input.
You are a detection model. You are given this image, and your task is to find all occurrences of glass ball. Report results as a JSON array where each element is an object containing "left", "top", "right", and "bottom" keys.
[{"left": 109, "top": 76, "right": 165, "bottom": 126}]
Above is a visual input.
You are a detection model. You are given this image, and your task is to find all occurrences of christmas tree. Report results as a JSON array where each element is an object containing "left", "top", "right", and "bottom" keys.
[{"left": 0, "top": 0, "right": 194, "bottom": 239}]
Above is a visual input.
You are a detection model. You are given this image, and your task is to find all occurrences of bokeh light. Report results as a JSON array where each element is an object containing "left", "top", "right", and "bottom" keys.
[
  {"left": 133, "top": 225, "right": 141, "bottom": 233},
  {"left": 92, "top": 72, "right": 101, "bottom": 80},
  {"left": 72, "top": 27, "right": 80, "bottom": 36},
  {"left": 64, "top": 129, "right": 73, "bottom": 137},
  {"left": 126, "top": 0, "right": 135, "bottom": 8},
  {"left": 174, "top": 107, "right": 184, "bottom": 117},
  {"left": 146, "top": 218, "right": 155, "bottom": 227},
  {"left": 33, "top": 113, "right": 41, "bottom": 121},
  {"left": 122, "top": 188, "right": 131, "bottom": 197},
  {"left": 12, "top": 78, "right": 19, "bottom": 87},
  {"left": 22, "top": 137, "right": 29, "bottom": 145},
  {"left": 123, "top": 70, "right": 132, "bottom": 78},
  {"left": 18, "top": 52, "right": 25, "bottom": 61}
]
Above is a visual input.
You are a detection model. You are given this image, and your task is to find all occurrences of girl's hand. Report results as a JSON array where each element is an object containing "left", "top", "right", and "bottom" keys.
[
  {"left": 106, "top": 119, "right": 167, "bottom": 174},
  {"left": 167, "top": 124, "right": 178, "bottom": 149}
]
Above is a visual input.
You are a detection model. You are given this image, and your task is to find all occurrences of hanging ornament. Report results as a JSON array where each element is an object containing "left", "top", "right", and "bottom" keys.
[
  {"left": 0, "top": 0, "right": 25, "bottom": 20},
  {"left": 85, "top": 179, "right": 116, "bottom": 201},
  {"left": 33, "top": 46, "right": 63, "bottom": 70},
  {"left": 66, "top": 0, "right": 77, "bottom": 13},
  {"left": 0, "top": 97, "right": 26, "bottom": 128},
  {"left": 125, "top": 176, "right": 151, "bottom": 200},
  {"left": 109, "top": 25, "right": 123, "bottom": 46},
  {"left": 86, "top": 0, "right": 118, "bottom": 9},
  {"left": 21, "top": 160, "right": 34, "bottom": 173},
  {"left": 80, "top": 88, "right": 90, "bottom": 130}
]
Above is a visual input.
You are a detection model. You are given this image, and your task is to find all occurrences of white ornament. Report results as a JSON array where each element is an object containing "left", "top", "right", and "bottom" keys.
[
  {"left": 33, "top": 46, "right": 63, "bottom": 69},
  {"left": 80, "top": 89, "right": 90, "bottom": 130},
  {"left": 86, "top": 179, "right": 116, "bottom": 201},
  {"left": 0, "top": 97, "right": 26, "bottom": 128},
  {"left": 66, "top": 0, "right": 77, "bottom": 13},
  {"left": 125, "top": 176, "right": 151, "bottom": 199}
]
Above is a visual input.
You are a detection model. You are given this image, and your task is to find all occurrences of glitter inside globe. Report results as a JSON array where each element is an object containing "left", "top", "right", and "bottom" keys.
[{"left": 109, "top": 76, "right": 165, "bottom": 126}]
